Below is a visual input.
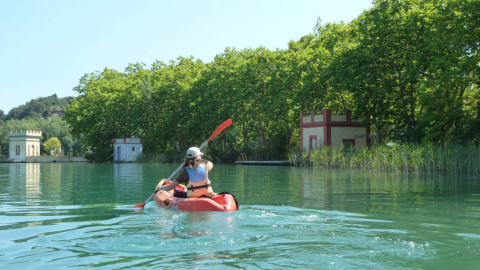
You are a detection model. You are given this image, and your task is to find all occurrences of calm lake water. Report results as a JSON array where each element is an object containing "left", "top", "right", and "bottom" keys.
[{"left": 0, "top": 163, "right": 479, "bottom": 269}]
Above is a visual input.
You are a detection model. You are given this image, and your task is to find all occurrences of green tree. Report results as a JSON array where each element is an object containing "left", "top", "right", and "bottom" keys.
[
  {"left": 301, "top": 22, "right": 355, "bottom": 113},
  {"left": 43, "top": 137, "right": 61, "bottom": 153},
  {"left": 146, "top": 57, "right": 206, "bottom": 155},
  {"left": 6, "top": 95, "right": 72, "bottom": 120},
  {"left": 64, "top": 0, "right": 480, "bottom": 161},
  {"left": 328, "top": 0, "right": 479, "bottom": 145},
  {"left": 328, "top": 0, "right": 425, "bottom": 143},
  {"left": 189, "top": 48, "right": 244, "bottom": 158},
  {"left": 67, "top": 68, "right": 129, "bottom": 161},
  {"left": 38, "top": 115, "right": 77, "bottom": 155},
  {"left": 416, "top": 0, "right": 480, "bottom": 143}
]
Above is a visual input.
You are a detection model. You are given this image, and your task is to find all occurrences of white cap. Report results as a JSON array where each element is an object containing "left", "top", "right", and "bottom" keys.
[{"left": 186, "top": 147, "right": 203, "bottom": 158}]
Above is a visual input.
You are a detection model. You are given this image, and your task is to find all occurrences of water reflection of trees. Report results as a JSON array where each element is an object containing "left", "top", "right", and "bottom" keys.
[
  {"left": 4, "top": 163, "right": 146, "bottom": 206},
  {"left": 299, "top": 169, "right": 480, "bottom": 215},
  {"left": 134, "top": 164, "right": 479, "bottom": 217}
]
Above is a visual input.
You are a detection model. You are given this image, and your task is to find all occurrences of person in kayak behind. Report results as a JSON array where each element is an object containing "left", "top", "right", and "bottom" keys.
[{"left": 155, "top": 147, "right": 214, "bottom": 198}]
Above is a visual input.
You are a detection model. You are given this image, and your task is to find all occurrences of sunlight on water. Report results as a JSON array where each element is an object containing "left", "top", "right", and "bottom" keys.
[
  {"left": 0, "top": 163, "right": 479, "bottom": 269},
  {"left": 0, "top": 202, "right": 438, "bottom": 269}
]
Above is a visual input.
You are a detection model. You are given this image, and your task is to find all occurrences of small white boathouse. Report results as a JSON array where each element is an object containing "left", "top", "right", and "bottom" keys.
[{"left": 113, "top": 138, "right": 143, "bottom": 162}]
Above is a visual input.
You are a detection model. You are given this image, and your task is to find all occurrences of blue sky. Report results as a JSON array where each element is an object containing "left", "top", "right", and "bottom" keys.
[{"left": 0, "top": 0, "right": 373, "bottom": 114}]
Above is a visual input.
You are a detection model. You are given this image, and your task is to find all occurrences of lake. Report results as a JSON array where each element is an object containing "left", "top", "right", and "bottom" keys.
[{"left": 0, "top": 163, "right": 479, "bottom": 269}]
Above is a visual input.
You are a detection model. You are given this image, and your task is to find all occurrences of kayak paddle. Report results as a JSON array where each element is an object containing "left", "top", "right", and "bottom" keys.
[{"left": 134, "top": 119, "right": 233, "bottom": 208}]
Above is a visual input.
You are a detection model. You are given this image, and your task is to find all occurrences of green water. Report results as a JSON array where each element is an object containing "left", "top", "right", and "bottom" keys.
[{"left": 0, "top": 163, "right": 479, "bottom": 269}]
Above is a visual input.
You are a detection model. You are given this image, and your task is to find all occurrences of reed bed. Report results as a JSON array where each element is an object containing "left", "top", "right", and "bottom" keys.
[
  {"left": 135, "top": 151, "right": 182, "bottom": 163},
  {"left": 289, "top": 143, "right": 480, "bottom": 174}
]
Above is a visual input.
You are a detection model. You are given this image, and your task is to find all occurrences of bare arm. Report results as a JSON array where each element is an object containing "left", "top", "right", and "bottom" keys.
[
  {"left": 156, "top": 180, "right": 181, "bottom": 192},
  {"left": 203, "top": 160, "right": 213, "bottom": 174},
  {"left": 155, "top": 169, "right": 188, "bottom": 192}
]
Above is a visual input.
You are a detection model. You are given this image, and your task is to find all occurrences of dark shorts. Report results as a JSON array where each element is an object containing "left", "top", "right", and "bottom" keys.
[{"left": 173, "top": 188, "right": 187, "bottom": 198}]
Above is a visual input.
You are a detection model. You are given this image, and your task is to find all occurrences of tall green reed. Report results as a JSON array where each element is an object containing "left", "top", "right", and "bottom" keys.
[{"left": 288, "top": 143, "right": 480, "bottom": 174}]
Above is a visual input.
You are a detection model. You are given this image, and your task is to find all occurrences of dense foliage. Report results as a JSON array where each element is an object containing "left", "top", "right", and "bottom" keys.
[
  {"left": 43, "top": 137, "right": 62, "bottom": 153},
  {"left": 64, "top": 0, "right": 479, "bottom": 162},
  {"left": 0, "top": 95, "right": 80, "bottom": 157},
  {"left": 6, "top": 94, "right": 72, "bottom": 120}
]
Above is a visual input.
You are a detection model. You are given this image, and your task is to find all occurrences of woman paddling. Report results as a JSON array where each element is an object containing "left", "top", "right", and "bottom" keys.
[{"left": 155, "top": 147, "right": 214, "bottom": 198}]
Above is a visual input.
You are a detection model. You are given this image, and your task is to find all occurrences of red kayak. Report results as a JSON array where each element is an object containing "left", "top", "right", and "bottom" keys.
[{"left": 154, "top": 183, "right": 238, "bottom": 212}]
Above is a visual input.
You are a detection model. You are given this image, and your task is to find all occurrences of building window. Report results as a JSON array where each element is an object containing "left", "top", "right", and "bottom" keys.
[
  {"left": 342, "top": 139, "right": 355, "bottom": 148},
  {"left": 132, "top": 147, "right": 135, "bottom": 152},
  {"left": 16, "top": 145, "right": 20, "bottom": 155}
]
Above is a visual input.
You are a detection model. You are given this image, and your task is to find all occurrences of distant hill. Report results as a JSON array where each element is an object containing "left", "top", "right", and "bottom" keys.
[{"left": 6, "top": 94, "right": 73, "bottom": 120}]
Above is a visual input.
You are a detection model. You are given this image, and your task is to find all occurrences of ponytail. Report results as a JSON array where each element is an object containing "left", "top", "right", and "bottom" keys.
[{"left": 184, "top": 156, "right": 203, "bottom": 170}]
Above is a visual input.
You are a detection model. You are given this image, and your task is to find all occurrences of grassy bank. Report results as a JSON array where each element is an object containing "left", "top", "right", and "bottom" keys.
[{"left": 289, "top": 144, "right": 480, "bottom": 174}]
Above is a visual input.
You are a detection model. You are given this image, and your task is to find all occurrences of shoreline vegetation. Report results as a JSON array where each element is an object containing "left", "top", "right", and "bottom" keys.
[
  {"left": 288, "top": 143, "right": 480, "bottom": 175},
  {"left": 135, "top": 143, "right": 480, "bottom": 175},
  {"left": 2, "top": 0, "right": 479, "bottom": 164},
  {"left": 2, "top": 142, "right": 479, "bottom": 176},
  {"left": 62, "top": 0, "right": 478, "bottom": 163}
]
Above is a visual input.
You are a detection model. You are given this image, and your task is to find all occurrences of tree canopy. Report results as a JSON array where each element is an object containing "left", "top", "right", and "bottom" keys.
[
  {"left": 6, "top": 94, "right": 72, "bottom": 120},
  {"left": 59, "top": 0, "right": 479, "bottom": 161},
  {"left": 43, "top": 137, "right": 61, "bottom": 153}
]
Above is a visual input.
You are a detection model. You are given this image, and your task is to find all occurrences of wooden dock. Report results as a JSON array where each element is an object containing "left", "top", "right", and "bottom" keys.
[{"left": 235, "top": 160, "right": 291, "bottom": 166}]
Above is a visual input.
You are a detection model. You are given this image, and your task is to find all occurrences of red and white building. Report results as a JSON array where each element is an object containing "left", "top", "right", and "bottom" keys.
[{"left": 300, "top": 109, "right": 370, "bottom": 151}]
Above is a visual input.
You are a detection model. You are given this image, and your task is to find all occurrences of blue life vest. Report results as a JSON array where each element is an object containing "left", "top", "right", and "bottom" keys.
[
  {"left": 185, "top": 164, "right": 207, "bottom": 182},
  {"left": 185, "top": 163, "right": 213, "bottom": 197}
]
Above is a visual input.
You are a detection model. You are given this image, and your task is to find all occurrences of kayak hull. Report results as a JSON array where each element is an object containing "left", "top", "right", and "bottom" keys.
[{"left": 154, "top": 190, "right": 238, "bottom": 212}]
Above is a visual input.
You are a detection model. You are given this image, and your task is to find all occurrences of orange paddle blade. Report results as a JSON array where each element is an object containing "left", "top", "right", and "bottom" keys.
[{"left": 207, "top": 119, "right": 232, "bottom": 142}]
